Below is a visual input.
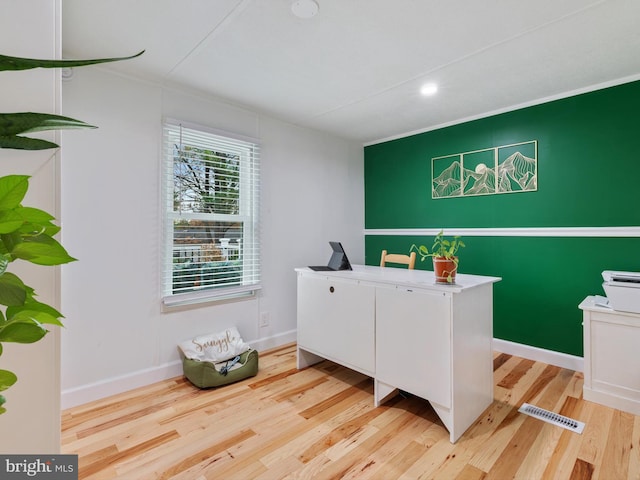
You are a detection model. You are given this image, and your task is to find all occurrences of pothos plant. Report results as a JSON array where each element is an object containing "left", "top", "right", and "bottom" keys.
[
  {"left": 410, "top": 230, "right": 465, "bottom": 260},
  {"left": 410, "top": 230, "right": 465, "bottom": 282},
  {"left": 0, "top": 50, "right": 143, "bottom": 414}
]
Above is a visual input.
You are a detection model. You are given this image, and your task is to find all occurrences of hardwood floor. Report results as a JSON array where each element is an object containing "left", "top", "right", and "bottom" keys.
[{"left": 62, "top": 344, "right": 639, "bottom": 479}]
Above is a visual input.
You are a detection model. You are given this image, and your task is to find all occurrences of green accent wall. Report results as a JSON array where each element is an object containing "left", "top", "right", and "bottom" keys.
[{"left": 364, "top": 80, "right": 640, "bottom": 357}]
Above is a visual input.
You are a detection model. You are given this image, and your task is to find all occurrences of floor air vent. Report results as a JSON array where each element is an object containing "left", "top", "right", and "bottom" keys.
[{"left": 518, "top": 403, "right": 585, "bottom": 434}]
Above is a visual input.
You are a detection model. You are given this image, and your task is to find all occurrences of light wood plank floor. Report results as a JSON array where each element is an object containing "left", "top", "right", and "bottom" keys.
[{"left": 62, "top": 343, "right": 640, "bottom": 479}]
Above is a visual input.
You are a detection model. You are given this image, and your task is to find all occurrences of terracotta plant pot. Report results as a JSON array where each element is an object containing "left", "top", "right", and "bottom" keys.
[{"left": 433, "top": 256, "right": 458, "bottom": 284}]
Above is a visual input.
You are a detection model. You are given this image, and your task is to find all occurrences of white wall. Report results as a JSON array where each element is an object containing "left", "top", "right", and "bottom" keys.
[
  {"left": 60, "top": 68, "right": 363, "bottom": 407},
  {"left": 0, "top": 1, "right": 62, "bottom": 453}
]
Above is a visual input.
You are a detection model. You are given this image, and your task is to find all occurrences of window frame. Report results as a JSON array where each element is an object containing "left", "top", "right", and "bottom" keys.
[{"left": 161, "top": 119, "right": 261, "bottom": 307}]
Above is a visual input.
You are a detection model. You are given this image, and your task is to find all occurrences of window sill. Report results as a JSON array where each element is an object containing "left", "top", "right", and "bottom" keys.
[{"left": 162, "top": 285, "right": 261, "bottom": 310}]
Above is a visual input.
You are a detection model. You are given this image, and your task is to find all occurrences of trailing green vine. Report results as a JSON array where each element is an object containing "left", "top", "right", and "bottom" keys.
[{"left": 0, "top": 50, "right": 142, "bottom": 413}]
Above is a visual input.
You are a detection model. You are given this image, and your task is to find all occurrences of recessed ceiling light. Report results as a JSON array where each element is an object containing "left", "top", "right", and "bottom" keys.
[
  {"left": 420, "top": 83, "right": 438, "bottom": 96},
  {"left": 291, "top": 0, "right": 319, "bottom": 19}
]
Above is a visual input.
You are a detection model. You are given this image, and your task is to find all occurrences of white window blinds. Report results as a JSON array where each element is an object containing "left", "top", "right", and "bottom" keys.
[{"left": 162, "top": 120, "right": 260, "bottom": 305}]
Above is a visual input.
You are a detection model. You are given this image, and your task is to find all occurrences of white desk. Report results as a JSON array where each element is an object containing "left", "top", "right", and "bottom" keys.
[{"left": 295, "top": 265, "right": 501, "bottom": 443}]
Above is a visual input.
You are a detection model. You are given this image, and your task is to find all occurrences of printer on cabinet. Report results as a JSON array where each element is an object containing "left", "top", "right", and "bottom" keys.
[{"left": 602, "top": 270, "right": 640, "bottom": 314}]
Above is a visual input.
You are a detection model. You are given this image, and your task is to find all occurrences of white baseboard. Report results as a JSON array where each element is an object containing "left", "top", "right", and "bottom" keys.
[
  {"left": 62, "top": 333, "right": 580, "bottom": 410},
  {"left": 61, "top": 360, "right": 184, "bottom": 410},
  {"left": 493, "top": 338, "right": 584, "bottom": 372},
  {"left": 250, "top": 329, "right": 297, "bottom": 352},
  {"left": 61, "top": 329, "right": 298, "bottom": 410}
]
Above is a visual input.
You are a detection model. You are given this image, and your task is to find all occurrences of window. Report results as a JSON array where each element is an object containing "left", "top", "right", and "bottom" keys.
[{"left": 162, "top": 120, "right": 260, "bottom": 306}]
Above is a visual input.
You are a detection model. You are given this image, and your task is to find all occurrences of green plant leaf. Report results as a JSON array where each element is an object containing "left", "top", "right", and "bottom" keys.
[
  {"left": 0, "top": 113, "right": 96, "bottom": 137},
  {"left": 18, "top": 222, "right": 61, "bottom": 239},
  {"left": 17, "top": 206, "right": 55, "bottom": 224},
  {"left": 0, "top": 210, "right": 24, "bottom": 234},
  {"left": 7, "top": 299, "right": 62, "bottom": 323},
  {"left": 0, "top": 232, "right": 21, "bottom": 256},
  {"left": 0, "top": 136, "right": 59, "bottom": 150},
  {"left": 0, "top": 272, "right": 27, "bottom": 306},
  {"left": 0, "top": 50, "right": 145, "bottom": 71},
  {"left": 0, "top": 205, "right": 61, "bottom": 238},
  {"left": 0, "top": 113, "right": 99, "bottom": 151},
  {"left": 7, "top": 310, "right": 63, "bottom": 327},
  {"left": 0, "top": 175, "right": 28, "bottom": 210},
  {"left": 10, "top": 235, "right": 76, "bottom": 265},
  {"left": 38, "top": 224, "right": 61, "bottom": 237},
  {"left": 0, "top": 369, "right": 17, "bottom": 391},
  {"left": 0, "top": 320, "right": 47, "bottom": 343}
]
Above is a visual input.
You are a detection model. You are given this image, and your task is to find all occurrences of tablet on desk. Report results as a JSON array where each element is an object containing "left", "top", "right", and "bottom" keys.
[{"left": 308, "top": 241, "right": 352, "bottom": 271}]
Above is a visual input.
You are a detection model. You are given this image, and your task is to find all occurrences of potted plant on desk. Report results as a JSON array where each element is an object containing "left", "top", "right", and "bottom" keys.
[{"left": 411, "top": 230, "right": 465, "bottom": 283}]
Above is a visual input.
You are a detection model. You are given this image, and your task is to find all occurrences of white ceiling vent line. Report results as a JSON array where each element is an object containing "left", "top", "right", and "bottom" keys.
[
  {"left": 518, "top": 403, "right": 585, "bottom": 434},
  {"left": 165, "top": 0, "right": 254, "bottom": 78}
]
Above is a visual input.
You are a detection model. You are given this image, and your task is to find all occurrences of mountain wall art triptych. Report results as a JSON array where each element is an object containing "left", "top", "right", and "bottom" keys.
[{"left": 432, "top": 140, "right": 537, "bottom": 199}]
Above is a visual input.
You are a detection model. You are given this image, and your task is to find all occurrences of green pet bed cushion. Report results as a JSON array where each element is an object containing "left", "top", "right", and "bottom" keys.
[{"left": 182, "top": 348, "right": 259, "bottom": 389}]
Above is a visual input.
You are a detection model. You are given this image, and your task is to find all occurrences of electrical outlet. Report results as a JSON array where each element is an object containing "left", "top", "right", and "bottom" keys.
[{"left": 260, "top": 311, "right": 270, "bottom": 327}]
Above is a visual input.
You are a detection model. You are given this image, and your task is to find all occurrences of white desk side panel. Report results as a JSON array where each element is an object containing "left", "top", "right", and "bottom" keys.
[
  {"left": 449, "top": 282, "right": 495, "bottom": 442},
  {"left": 296, "top": 272, "right": 375, "bottom": 375},
  {"left": 375, "top": 286, "right": 452, "bottom": 408}
]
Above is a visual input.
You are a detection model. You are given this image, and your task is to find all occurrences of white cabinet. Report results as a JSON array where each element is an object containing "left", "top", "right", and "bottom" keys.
[
  {"left": 297, "top": 274, "right": 375, "bottom": 375},
  {"left": 296, "top": 265, "right": 500, "bottom": 443},
  {"left": 376, "top": 286, "right": 451, "bottom": 408},
  {"left": 375, "top": 282, "right": 495, "bottom": 442},
  {"left": 580, "top": 296, "right": 640, "bottom": 415}
]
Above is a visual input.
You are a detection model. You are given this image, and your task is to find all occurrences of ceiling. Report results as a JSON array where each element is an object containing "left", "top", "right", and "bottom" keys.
[{"left": 62, "top": 0, "right": 640, "bottom": 145}]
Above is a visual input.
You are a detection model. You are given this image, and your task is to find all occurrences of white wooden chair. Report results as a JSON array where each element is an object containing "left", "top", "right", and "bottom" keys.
[{"left": 380, "top": 250, "right": 416, "bottom": 269}]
